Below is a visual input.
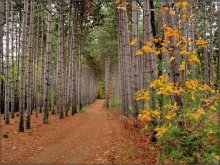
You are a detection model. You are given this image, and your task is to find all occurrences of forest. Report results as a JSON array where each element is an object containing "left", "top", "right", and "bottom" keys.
[{"left": 0, "top": 0, "right": 220, "bottom": 164}]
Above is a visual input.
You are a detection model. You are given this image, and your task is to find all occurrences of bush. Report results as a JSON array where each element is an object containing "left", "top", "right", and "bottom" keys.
[{"left": 137, "top": 77, "right": 220, "bottom": 164}]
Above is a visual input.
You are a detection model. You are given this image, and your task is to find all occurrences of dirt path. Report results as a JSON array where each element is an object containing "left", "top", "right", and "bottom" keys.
[{"left": 1, "top": 100, "right": 121, "bottom": 164}]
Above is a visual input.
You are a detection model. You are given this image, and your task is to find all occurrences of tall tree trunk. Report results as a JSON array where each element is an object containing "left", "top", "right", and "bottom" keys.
[
  {"left": 190, "top": 0, "right": 196, "bottom": 79},
  {"left": 218, "top": 0, "right": 220, "bottom": 86},
  {"left": 10, "top": 1, "right": 15, "bottom": 119},
  {"left": 0, "top": 0, "right": 4, "bottom": 116},
  {"left": 4, "top": 0, "right": 10, "bottom": 124},
  {"left": 19, "top": 0, "right": 29, "bottom": 132},
  {"left": 105, "top": 52, "right": 110, "bottom": 109},
  {"left": 43, "top": 0, "right": 52, "bottom": 124},
  {"left": 57, "top": 2, "right": 64, "bottom": 118},
  {"left": 203, "top": 2, "right": 209, "bottom": 85},
  {"left": 35, "top": 7, "right": 40, "bottom": 118},
  {"left": 40, "top": 4, "right": 44, "bottom": 113},
  {"left": 71, "top": 5, "right": 77, "bottom": 115},
  {"left": 131, "top": 0, "right": 139, "bottom": 117},
  {"left": 209, "top": 1, "right": 214, "bottom": 83},
  {"left": 14, "top": 10, "right": 22, "bottom": 115},
  {"left": 26, "top": 0, "right": 35, "bottom": 129}
]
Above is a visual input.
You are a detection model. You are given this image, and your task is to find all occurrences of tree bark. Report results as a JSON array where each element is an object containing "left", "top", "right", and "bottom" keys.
[
  {"left": 0, "top": 0, "right": 4, "bottom": 116},
  {"left": 19, "top": 0, "right": 29, "bottom": 132},
  {"left": 26, "top": 0, "right": 35, "bottom": 129},
  {"left": 4, "top": 0, "right": 10, "bottom": 124},
  {"left": 43, "top": 0, "right": 52, "bottom": 124}
]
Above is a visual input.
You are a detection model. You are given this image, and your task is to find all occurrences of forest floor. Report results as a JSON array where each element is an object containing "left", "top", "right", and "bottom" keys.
[{"left": 0, "top": 99, "right": 158, "bottom": 164}]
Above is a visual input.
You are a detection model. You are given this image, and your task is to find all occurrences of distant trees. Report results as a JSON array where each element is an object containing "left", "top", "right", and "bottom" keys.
[{"left": 1, "top": 0, "right": 99, "bottom": 132}]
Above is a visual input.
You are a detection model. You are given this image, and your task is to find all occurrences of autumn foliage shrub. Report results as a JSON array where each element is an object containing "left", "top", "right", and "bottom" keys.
[{"left": 136, "top": 77, "right": 220, "bottom": 164}]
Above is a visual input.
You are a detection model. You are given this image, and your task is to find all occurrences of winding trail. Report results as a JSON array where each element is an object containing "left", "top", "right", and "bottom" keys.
[{"left": 1, "top": 100, "right": 121, "bottom": 164}]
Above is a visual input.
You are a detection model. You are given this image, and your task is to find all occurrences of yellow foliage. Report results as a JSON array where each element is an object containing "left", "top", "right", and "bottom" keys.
[
  {"left": 168, "top": 56, "right": 175, "bottom": 63},
  {"left": 150, "top": 75, "right": 169, "bottom": 88},
  {"left": 188, "top": 54, "right": 200, "bottom": 63},
  {"left": 210, "top": 105, "right": 217, "bottom": 111},
  {"left": 117, "top": 5, "right": 126, "bottom": 11},
  {"left": 182, "top": 37, "right": 190, "bottom": 43},
  {"left": 155, "top": 126, "right": 168, "bottom": 138},
  {"left": 115, "top": 0, "right": 120, "bottom": 4},
  {"left": 176, "top": 41, "right": 182, "bottom": 47},
  {"left": 155, "top": 50, "right": 161, "bottom": 55},
  {"left": 138, "top": 111, "right": 151, "bottom": 121},
  {"left": 168, "top": 47, "right": 174, "bottom": 51},
  {"left": 196, "top": 39, "right": 207, "bottom": 48},
  {"left": 169, "top": 10, "right": 175, "bottom": 15},
  {"left": 175, "top": 2, "right": 181, "bottom": 7},
  {"left": 165, "top": 115, "right": 172, "bottom": 120},
  {"left": 151, "top": 110, "right": 161, "bottom": 117},
  {"left": 185, "top": 80, "right": 193, "bottom": 89},
  {"left": 160, "top": 7, "right": 169, "bottom": 11},
  {"left": 136, "top": 49, "right": 143, "bottom": 55},
  {"left": 179, "top": 62, "right": 185, "bottom": 71},
  {"left": 151, "top": 37, "right": 159, "bottom": 43},
  {"left": 130, "top": 38, "right": 138, "bottom": 46},
  {"left": 134, "top": 90, "right": 150, "bottom": 101},
  {"left": 143, "top": 45, "right": 155, "bottom": 53},
  {"left": 151, "top": 79, "right": 163, "bottom": 88},
  {"left": 181, "top": 1, "right": 188, "bottom": 11},
  {"left": 180, "top": 49, "right": 187, "bottom": 55}
]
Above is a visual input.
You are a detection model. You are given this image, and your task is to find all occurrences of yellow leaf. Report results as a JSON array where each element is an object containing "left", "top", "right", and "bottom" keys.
[
  {"left": 130, "top": 38, "right": 138, "bottom": 46},
  {"left": 168, "top": 56, "right": 175, "bottom": 63},
  {"left": 117, "top": 6, "right": 126, "bottom": 11},
  {"left": 179, "top": 62, "right": 185, "bottom": 71},
  {"left": 176, "top": 41, "right": 181, "bottom": 47},
  {"left": 136, "top": 49, "right": 143, "bottom": 55},
  {"left": 138, "top": 112, "right": 151, "bottom": 121},
  {"left": 151, "top": 110, "right": 160, "bottom": 117},
  {"left": 188, "top": 55, "right": 200, "bottom": 63},
  {"left": 181, "top": 1, "right": 188, "bottom": 11},
  {"left": 115, "top": 0, "right": 120, "bottom": 4},
  {"left": 196, "top": 39, "right": 207, "bottom": 48},
  {"left": 160, "top": 7, "right": 169, "bottom": 11},
  {"left": 165, "top": 115, "right": 172, "bottom": 120},
  {"left": 168, "top": 47, "right": 174, "bottom": 51},
  {"left": 185, "top": 80, "right": 193, "bottom": 89},
  {"left": 155, "top": 126, "right": 168, "bottom": 138},
  {"left": 175, "top": 2, "right": 181, "bottom": 7},
  {"left": 210, "top": 105, "right": 217, "bottom": 111},
  {"left": 169, "top": 10, "right": 175, "bottom": 15},
  {"left": 190, "top": 14, "right": 195, "bottom": 20},
  {"left": 155, "top": 50, "right": 160, "bottom": 55}
]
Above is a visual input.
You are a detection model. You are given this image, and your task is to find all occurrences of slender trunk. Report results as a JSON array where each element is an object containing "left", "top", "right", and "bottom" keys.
[
  {"left": 19, "top": 0, "right": 29, "bottom": 132},
  {"left": 105, "top": 53, "right": 110, "bottom": 109},
  {"left": 71, "top": 5, "right": 77, "bottom": 115},
  {"left": 218, "top": 0, "right": 220, "bottom": 86},
  {"left": 209, "top": 1, "right": 214, "bottom": 83},
  {"left": 58, "top": 2, "right": 64, "bottom": 118},
  {"left": 11, "top": 1, "right": 15, "bottom": 118},
  {"left": 4, "top": 0, "right": 10, "bottom": 124},
  {"left": 26, "top": 0, "right": 35, "bottom": 129},
  {"left": 35, "top": 7, "right": 40, "bottom": 118},
  {"left": 43, "top": 0, "right": 52, "bottom": 124},
  {"left": 131, "top": 0, "right": 139, "bottom": 117},
  {"left": 0, "top": 0, "right": 4, "bottom": 116},
  {"left": 40, "top": 4, "right": 44, "bottom": 113},
  {"left": 203, "top": 2, "right": 209, "bottom": 85}
]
